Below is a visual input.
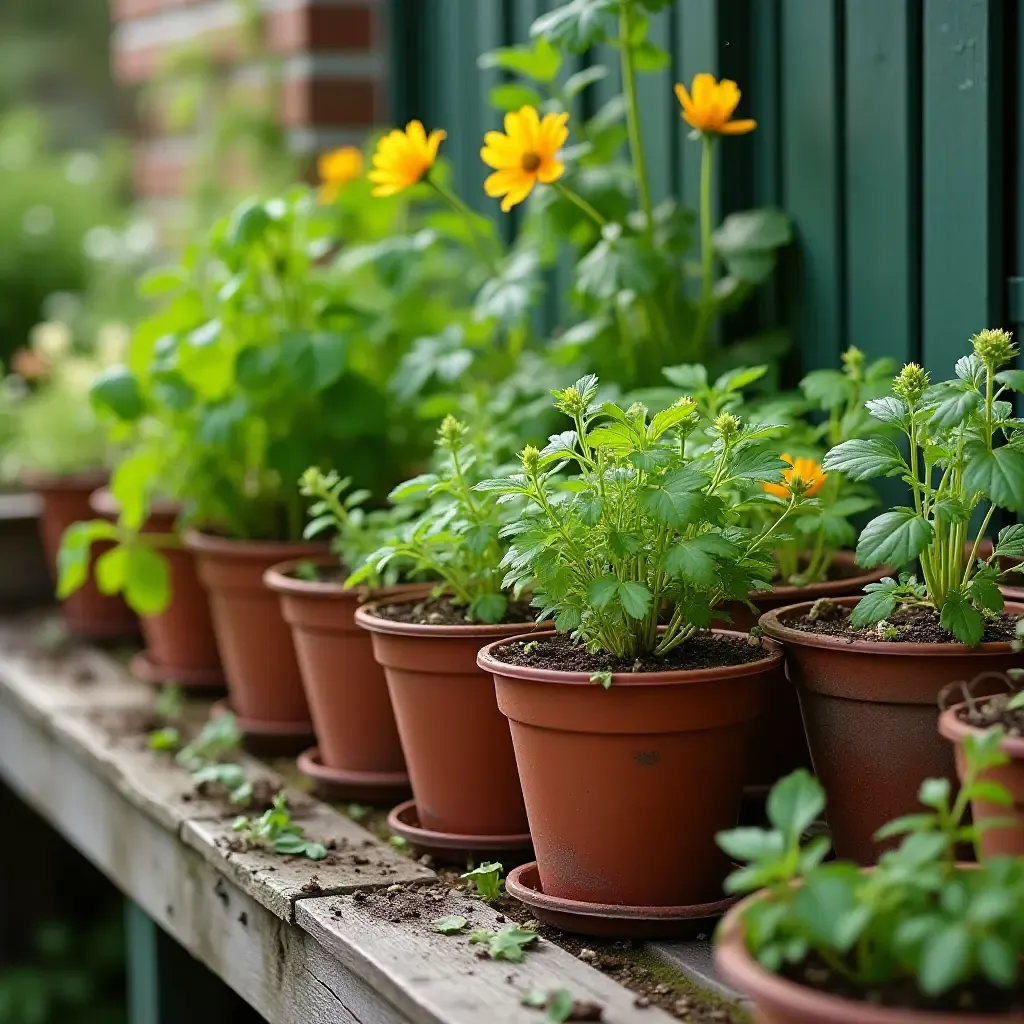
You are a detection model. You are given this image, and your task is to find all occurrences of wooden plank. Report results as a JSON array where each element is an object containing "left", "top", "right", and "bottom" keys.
[
  {"left": 183, "top": 803, "right": 432, "bottom": 922},
  {"left": 298, "top": 890, "right": 678, "bottom": 1024},
  {"left": 780, "top": 0, "right": 844, "bottom": 371},
  {"left": 922, "top": 0, "right": 1005, "bottom": 373},
  {"left": 844, "top": 0, "right": 919, "bottom": 366}
]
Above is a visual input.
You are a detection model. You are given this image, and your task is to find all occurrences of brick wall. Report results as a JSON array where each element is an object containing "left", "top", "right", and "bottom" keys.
[{"left": 110, "top": 0, "right": 388, "bottom": 200}]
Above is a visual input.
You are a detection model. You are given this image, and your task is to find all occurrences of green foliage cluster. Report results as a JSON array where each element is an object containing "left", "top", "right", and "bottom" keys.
[
  {"left": 233, "top": 792, "right": 327, "bottom": 861},
  {"left": 719, "top": 730, "right": 1024, "bottom": 1002},
  {"left": 461, "top": 862, "right": 504, "bottom": 901}
]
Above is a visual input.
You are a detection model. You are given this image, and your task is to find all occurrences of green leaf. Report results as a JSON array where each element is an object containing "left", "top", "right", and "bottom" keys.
[
  {"left": 918, "top": 777, "right": 950, "bottom": 810},
  {"left": 978, "top": 935, "right": 1018, "bottom": 987},
  {"left": 642, "top": 485, "right": 704, "bottom": 527},
  {"left": 996, "top": 369, "right": 1024, "bottom": 392},
  {"left": 970, "top": 566, "right": 1004, "bottom": 614},
  {"left": 478, "top": 38, "right": 561, "bottom": 81},
  {"left": 487, "top": 926, "right": 538, "bottom": 962},
  {"left": 767, "top": 769, "right": 825, "bottom": 844},
  {"left": 576, "top": 223, "right": 662, "bottom": 300},
  {"left": 712, "top": 208, "right": 791, "bottom": 256},
  {"left": 801, "top": 369, "right": 849, "bottom": 411},
  {"left": 56, "top": 520, "right": 118, "bottom": 599},
  {"left": 662, "top": 540, "right": 718, "bottom": 586},
  {"left": 855, "top": 510, "right": 933, "bottom": 569},
  {"left": 995, "top": 523, "right": 1024, "bottom": 556},
  {"left": 793, "top": 868, "right": 861, "bottom": 951},
  {"left": 590, "top": 671, "right": 613, "bottom": 689},
  {"left": 715, "top": 827, "right": 785, "bottom": 863},
  {"left": 919, "top": 925, "right": 970, "bottom": 995},
  {"left": 662, "top": 363, "right": 707, "bottom": 391},
  {"left": 564, "top": 65, "right": 608, "bottom": 98},
  {"left": 432, "top": 916, "right": 468, "bottom": 935},
  {"left": 470, "top": 593, "right": 508, "bottom": 625},
  {"left": 530, "top": 0, "right": 618, "bottom": 52},
  {"left": 714, "top": 365, "right": 768, "bottom": 394},
  {"left": 545, "top": 990, "right": 575, "bottom": 1023},
  {"left": 588, "top": 576, "right": 619, "bottom": 608},
  {"left": 488, "top": 83, "right": 545, "bottom": 113},
  {"left": 963, "top": 444, "right": 1024, "bottom": 512},
  {"left": 939, "top": 593, "right": 984, "bottom": 646},
  {"left": 822, "top": 438, "right": 907, "bottom": 481},
  {"left": 91, "top": 365, "right": 144, "bottom": 421},
  {"left": 618, "top": 581, "right": 651, "bottom": 619},
  {"left": 848, "top": 589, "right": 897, "bottom": 628},
  {"left": 138, "top": 266, "right": 187, "bottom": 298},
  {"left": 226, "top": 200, "right": 271, "bottom": 247},
  {"left": 95, "top": 546, "right": 127, "bottom": 595},
  {"left": 124, "top": 546, "right": 172, "bottom": 617}
]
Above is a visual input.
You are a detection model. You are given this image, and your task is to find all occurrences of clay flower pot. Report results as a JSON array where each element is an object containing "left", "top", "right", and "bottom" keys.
[
  {"left": 760, "top": 596, "right": 1024, "bottom": 864},
  {"left": 264, "top": 558, "right": 420, "bottom": 775},
  {"left": 185, "top": 531, "right": 326, "bottom": 730},
  {"left": 716, "top": 890, "right": 1003, "bottom": 1023},
  {"left": 90, "top": 490, "right": 222, "bottom": 687},
  {"left": 723, "top": 551, "right": 889, "bottom": 792},
  {"left": 478, "top": 630, "right": 781, "bottom": 908},
  {"left": 24, "top": 468, "right": 138, "bottom": 641},
  {"left": 355, "top": 600, "right": 533, "bottom": 839},
  {"left": 939, "top": 703, "right": 1024, "bottom": 857}
]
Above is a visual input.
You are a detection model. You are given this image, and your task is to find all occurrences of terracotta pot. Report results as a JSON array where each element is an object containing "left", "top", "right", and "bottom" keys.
[
  {"left": 90, "top": 490, "right": 222, "bottom": 684},
  {"left": 760, "top": 596, "right": 1024, "bottom": 864},
  {"left": 0, "top": 491, "right": 51, "bottom": 608},
  {"left": 355, "top": 600, "right": 535, "bottom": 837},
  {"left": 725, "top": 551, "right": 889, "bottom": 792},
  {"left": 939, "top": 703, "right": 1024, "bottom": 857},
  {"left": 716, "top": 888, "right": 1008, "bottom": 1023},
  {"left": 23, "top": 468, "right": 138, "bottom": 641},
  {"left": 264, "top": 558, "right": 421, "bottom": 772},
  {"left": 478, "top": 630, "right": 781, "bottom": 908},
  {"left": 185, "top": 531, "right": 327, "bottom": 727}
]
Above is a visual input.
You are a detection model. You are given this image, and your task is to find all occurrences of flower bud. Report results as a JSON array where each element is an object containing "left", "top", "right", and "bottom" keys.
[
  {"left": 552, "top": 385, "right": 587, "bottom": 418},
  {"left": 520, "top": 445, "right": 541, "bottom": 473},
  {"left": 438, "top": 414, "right": 468, "bottom": 448},
  {"left": 712, "top": 411, "right": 740, "bottom": 438},
  {"left": 971, "top": 328, "right": 1018, "bottom": 370},
  {"left": 841, "top": 346, "right": 864, "bottom": 380},
  {"left": 892, "top": 363, "right": 929, "bottom": 404}
]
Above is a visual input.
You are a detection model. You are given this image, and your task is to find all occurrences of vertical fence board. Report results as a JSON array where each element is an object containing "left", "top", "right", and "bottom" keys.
[
  {"left": 780, "top": 0, "right": 844, "bottom": 372},
  {"left": 922, "top": 0, "right": 1005, "bottom": 373},
  {"left": 844, "top": 0, "right": 919, "bottom": 367},
  {"left": 637, "top": 8, "right": 675, "bottom": 205},
  {"left": 675, "top": 0, "right": 719, "bottom": 217}
]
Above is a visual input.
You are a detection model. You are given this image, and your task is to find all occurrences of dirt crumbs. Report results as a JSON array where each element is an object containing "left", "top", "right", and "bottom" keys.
[
  {"left": 369, "top": 594, "right": 537, "bottom": 627},
  {"left": 787, "top": 600, "right": 1020, "bottom": 644},
  {"left": 492, "top": 631, "right": 770, "bottom": 674},
  {"left": 957, "top": 691, "right": 1024, "bottom": 734}
]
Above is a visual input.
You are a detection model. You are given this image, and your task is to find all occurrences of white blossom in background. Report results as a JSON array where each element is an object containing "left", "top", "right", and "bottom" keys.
[
  {"left": 83, "top": 225, "right": 120, "bottom": 262},
  {"left": 30, "top": 321, "right": 72, "bottom": 361},
  {"left": 124, "top": 219, "right": 157, "bottom": 257},
  {"left": 97, "top": 322, "right": 131, "bottom": 366},
  {"left": 64, "top": 151, "right": 100, "bottom": 185},
  {"left": 22, "top": 205, "right": 54, "bottom": 237},
  {"left": 42, "top": 292, "right": 82, "bottom": 324}
]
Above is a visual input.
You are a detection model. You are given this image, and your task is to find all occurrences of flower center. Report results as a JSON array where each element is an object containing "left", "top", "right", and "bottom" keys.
[{"left": 521, "top": 152, "right": 542, "bottom": 173}]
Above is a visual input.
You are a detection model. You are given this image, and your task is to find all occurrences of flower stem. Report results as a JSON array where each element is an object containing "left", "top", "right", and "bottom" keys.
[
  {"left": 554, "top": 182, "right": 607, "bottom": 227},
  {"left": 427, "top": 178, "right": 501, "bottom": 271},
  {"left": 692, "top": 133, "right": 716, "bottom": 358},
  {"left": 618, "top": 1, "right": 654, "bottom": 239}
]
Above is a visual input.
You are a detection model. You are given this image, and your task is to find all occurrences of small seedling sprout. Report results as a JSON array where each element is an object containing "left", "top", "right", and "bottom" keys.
[{"left": 461, "top": 861, "right": 504, "bottom": 901}]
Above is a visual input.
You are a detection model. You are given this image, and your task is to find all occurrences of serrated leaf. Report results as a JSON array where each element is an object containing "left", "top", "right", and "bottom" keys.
[
  {"left": 767, "top": 769, "right": 825, "bottom": 844},
  {"left": 855, "top": 510, "right": 933, "bottom": 569},
  {"left": 919, "top": 925, "right": 969, "bottom": 995},
  {"left": 663, "top": 541, "right": 717, "bottom": 586},
  {"left": 822, "top": 438, "right": 906, "bottom": 481},
  {"left": 618, "top": 581, "right": 651, "bottom": 619},
  {"left": 963, "top": 443, "right": 1024, "bottom": 512},
  {"left": 939, "top": 593, "right": 984, "bottom": 646},
  {"left": 996, "top": 523, "right": 1024, "bottom": 556},
  {"left": 849, "top": 589, "right": 898, "bottom": 628},
  {"left": 433, "top": 916, "right": 468, "bottom": 934}
]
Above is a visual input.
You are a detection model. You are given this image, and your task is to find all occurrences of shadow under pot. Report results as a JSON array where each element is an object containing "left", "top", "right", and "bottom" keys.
[
  {"left": 721, "top": 551, "right": 890, "bottom": 793},
  {"left": 0, "top": 490, "right": 52, "bottom": 609},
  {"left": 354, "top": 597, "right": 534, "bottom": 842},
  {"left": 939, "top": 700, "right": 1024, "bottom": 858},
  {"left": 760, "top": 596, "right": 1024, "bottom": 865},
  {"left": 264, "top": 559, "right": 423, "bottom": 798},
  {"left": 477, "top": 630, "right": 780, "bottom": 909},
  {"left": 24, "top": 468, "right": 138, "bottom": 642},
  {"left": 90, "top": 489, "right": 222, "bottom": 688},
  {"left": 184, "top": 531, "right": 327, "bottom": 735}
]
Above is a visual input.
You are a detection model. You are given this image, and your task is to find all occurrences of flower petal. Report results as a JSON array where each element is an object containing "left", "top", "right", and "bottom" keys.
[
  {"left": 484, "top": 169, "right": 527, "bottom": 198},
  {"left": 536, "top": 159, "right": 564, "bottom": 184},
  {"left": 674, "top": 82, "right": 694, "bottom": 116},
  {"left": 719, "top": 118, "right": 757, "bottom": 135},
  {"left": 500, "top": 179, "right": 535, "bottom": 212}
]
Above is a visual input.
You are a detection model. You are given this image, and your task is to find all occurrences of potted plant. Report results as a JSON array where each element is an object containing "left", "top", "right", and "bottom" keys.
[
  {"left": 715, "top": 737, "right": 1024, "bottom": 1022},
  {"left": 476, "top": 374, "right": 805, "bottom": 919},
  {"left": 264, "top": 468, "right": 426, "bottom": 800},
  {"left": 939, "top": 668, "right": 1024, "bottom": 858},
  {"left": 761, "top": 330, "right": 1024, "bottom": 863},
  {"left": 355, "top": 415, "right": 538, "bottom": 854}
]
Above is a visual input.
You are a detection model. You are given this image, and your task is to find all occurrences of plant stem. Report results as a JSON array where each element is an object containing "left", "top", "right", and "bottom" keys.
[
  {"left": 427, "top": 179, "right": 501, "bottom": 272},
  {"left": 618, "top": 1, "right": 654, "bottom": 239},
  {"left": 554, "top": 182, "right": 607, "bottom": 226},
  {"left": 963, "top": 504, "right": 996, "bottom": 587}
]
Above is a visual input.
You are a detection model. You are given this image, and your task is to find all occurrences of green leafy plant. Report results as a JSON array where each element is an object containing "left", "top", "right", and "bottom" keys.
[
  {"left": 232, "top": 792, "right": 327, "bottom": 861},
  {"left": 469, "top": 925, "right": 538, "bottom": 962},
  {"left": 823, "top": 330, "right": 1024, "bottom": 645},
  {"left": 521, "top": 989, "right": 586, "bottom": 1023},
  {"left": 461, "top": 862, "right": 504, "bottom": 901},
  {"left": 432, "top": 915, "right": 469, "bottom": 935},
  {"left": 717, "top": 732, "right": 1024, "bottom": 1002},
  {"left": 174, "top": 711, "right": 242, "bottom": 771},
  {"left": 351, "top": 415, "right": 521, "bottom": 624},
  {"left": 484, "top": 375, "right": 805, "bottom": 658},
  {"left": 192, "top": 763, "right": 253, "bottom": 807},
  {"left": 147, "top": 727, "right": 179, "bottom": 752}
]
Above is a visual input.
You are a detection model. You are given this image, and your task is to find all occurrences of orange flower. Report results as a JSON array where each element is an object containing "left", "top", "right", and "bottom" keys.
[
  {"left": 11, "top": 347, "right": 49, "bottom": 382},
  {"left": 368, "top": 121, "right": 446, "bottom": 197},
  {"left": 481, "top": 107, "right": 569, "bottom": 212},
  {"left": 674, "top": 74, "right": 757, "bottom": 136},
  {"left": 318, "top": 146, "right": 364, "bottom": 203},
  {"left": 762, "top": 455, "right": 827, "bottom": 500}
]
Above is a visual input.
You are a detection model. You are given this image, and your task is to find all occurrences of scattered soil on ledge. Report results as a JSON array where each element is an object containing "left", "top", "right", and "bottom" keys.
[
  {"left": 492, "top": 631, "right": 770, "bottom": 674},
  {"left": 956, "top": 691, "right": 1024, "bottom": 734},
  {"left": 213, "top": 832, "right": 405, "bottom": 877},
  {"left": 783, "top": 951, "right": 1024, "bottom": 1014},
  {"left": 369, "top": 594, "right": 536, "bottom": 627},
  {"left": 787, "top": 601, "right": 1019, "bottom": 644}
]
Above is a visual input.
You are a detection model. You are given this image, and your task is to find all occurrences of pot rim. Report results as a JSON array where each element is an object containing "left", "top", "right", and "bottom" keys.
[
  {"left": 354, "top": 596, "right": 543, "bottom": 639},
  {"left": 183, "top": 528, "right": 327, "bottom": 561},
  {"left": 938, "top": 702, "right": 1024, "bottom": 758},
  {"left": 477, "top": 628, "right": 782, "bottom": 686},
  {"left": 89, "top": 486, "right": 182, "bottom": 521},
  {"left": 22, "top": 467, "right": 110, "bottom": 492},
  {"left": 716, "top": 885, "right": 1015, "bottom": 1023},
  {"left": 264, "top": 557, "right": 429, "bottom": 603},
  {"left": 760, "top": 596, "right": 1024, "bottom": 656},
  {"left": 755, "top": 550, "right": 892, "bottom": 603}
]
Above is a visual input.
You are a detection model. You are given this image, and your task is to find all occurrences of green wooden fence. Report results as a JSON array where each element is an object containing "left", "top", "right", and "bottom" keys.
[{"left": 389, "top": 0, "right": 1016, "bottom": 378}]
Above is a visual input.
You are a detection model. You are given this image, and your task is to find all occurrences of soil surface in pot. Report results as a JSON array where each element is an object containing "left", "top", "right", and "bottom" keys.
[
  {"left": 782, "top": 950, "right": 1024, "bottom": 1014},
  {"left": 369, "top": 594, "right": 536, "bottom": 627},
  {"left": 955, "top": 691, "right": 1024, "bottom": 733},
  {"left": 492, "top": 630, "right": 770, "bottom": 673},
  {"left": 786, "top": 600, "right": 1019, "bottom": 644}
]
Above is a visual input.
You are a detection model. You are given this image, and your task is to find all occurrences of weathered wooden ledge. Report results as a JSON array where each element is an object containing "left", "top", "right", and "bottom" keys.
[{"left": 0, "top": 613, "right": 743, "bottom": 1024}]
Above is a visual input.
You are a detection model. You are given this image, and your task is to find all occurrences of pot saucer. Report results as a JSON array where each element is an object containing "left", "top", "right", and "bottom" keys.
[
  {"left": 211, "top": 699, "right": 315, "bottom": 756},
  {"left": 387, "top": 799, "right": 533, "bottom": 865},
  {"left": 130, "top": 651, "right": 225, "bottom": 692},
  {"left": 505, "top": 862, "right": 738, "bottom": 939},
  {"left": 297, "top": 747, "right": 411, "bottom": 804}
]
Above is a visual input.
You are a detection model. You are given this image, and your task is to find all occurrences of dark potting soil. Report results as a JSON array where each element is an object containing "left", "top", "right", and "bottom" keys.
[
  {"left": 491, "top": 630, "right": 771, "bottom": 674},
  {"left": 787, "top": 600, "right": 1020, "bottom": 644},
  {"left": 369, "top": 594, "right": 536, "bottom": 627},
  {"left": 783, "top": 952, "right": 1024, "bottom": 1015},
  {"left": 957, "top": 691, "right": 1024, "bottom": 735}
]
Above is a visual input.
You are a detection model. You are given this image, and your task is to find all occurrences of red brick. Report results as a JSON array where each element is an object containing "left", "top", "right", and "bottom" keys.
[
  {"left": 267, "top": 4, "right": 375, "bottom": 53},
  {"left": 282, "top": 76, "right": 378, "bottom": 128}
]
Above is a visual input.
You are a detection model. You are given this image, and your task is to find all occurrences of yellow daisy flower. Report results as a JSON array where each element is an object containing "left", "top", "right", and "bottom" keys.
[
  {"left": 368, "top": 121, "right": 446, "bottom": 197},
  {"left": 317, "top": 146, "right": 364, "bottom": 203},
  {"left": 674, "top": 74, "right": 757, "bottom": 136},
  {"left": 762, "top": 455, "right": 827, "bottom": 500},
  {"left": 481, "top": 107, "right": 569, "bottom": 213}
]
